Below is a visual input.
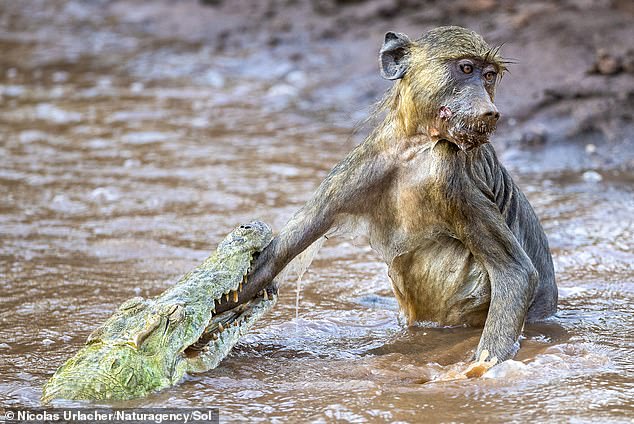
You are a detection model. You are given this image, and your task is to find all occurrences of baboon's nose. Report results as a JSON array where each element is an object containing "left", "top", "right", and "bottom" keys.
[{"left": 481, "top": 109, "right": 500, "bottom": 122}]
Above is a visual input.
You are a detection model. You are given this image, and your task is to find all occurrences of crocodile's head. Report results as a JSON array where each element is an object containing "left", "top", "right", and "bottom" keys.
[{"left": 42, "top": 221, "right": 273, "bottom": 402}]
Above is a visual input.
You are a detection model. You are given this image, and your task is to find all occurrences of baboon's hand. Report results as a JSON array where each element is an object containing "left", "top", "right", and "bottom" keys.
[
  {"left": 431, "top": 350, "right": 499, "bottom": 382},
  {"left": 464, "top": 349, "right": 498, "bottom": 378}
]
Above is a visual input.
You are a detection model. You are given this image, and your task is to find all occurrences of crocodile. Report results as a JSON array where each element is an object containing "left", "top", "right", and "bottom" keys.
[{"left": 41, "top": 221, "right": 276, "bottom": 402}]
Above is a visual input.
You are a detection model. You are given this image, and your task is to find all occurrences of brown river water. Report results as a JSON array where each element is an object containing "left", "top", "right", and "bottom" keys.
[{"left": 1, "top": 2, "right": 633, "bottom": 423}]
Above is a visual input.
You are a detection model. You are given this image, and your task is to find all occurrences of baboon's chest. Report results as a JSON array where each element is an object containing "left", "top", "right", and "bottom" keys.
[
  {"left": 371, "top": 146, "right": 467, "bottom": 248},
  {"left": 368, "top": 182, "right": 490, "bottom": 325},
  {"left": 366, "top": 148, "right": 491, "bottom": 324}
]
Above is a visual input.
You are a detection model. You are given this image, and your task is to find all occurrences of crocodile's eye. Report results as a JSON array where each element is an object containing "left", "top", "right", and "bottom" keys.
[
  {"left": 167, "top": 304, "right": 185, "bottom": 322},
  {"left": 460, "top": 62, "right": 473, "bottom": 74}
]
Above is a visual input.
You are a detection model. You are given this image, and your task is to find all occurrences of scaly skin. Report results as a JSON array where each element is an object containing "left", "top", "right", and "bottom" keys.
[{"left": 41, "top": 221, "right": 276, "bottom": 402}]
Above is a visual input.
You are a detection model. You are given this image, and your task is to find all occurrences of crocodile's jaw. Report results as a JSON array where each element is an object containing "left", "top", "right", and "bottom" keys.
[
  {"left": 41, "top": 293, "right": 277, "bottom": 403},
  {"left": 184, "top": 293, "right": 278, "bottom": 373}
]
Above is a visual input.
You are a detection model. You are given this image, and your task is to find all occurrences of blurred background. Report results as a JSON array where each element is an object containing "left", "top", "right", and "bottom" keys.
[{"left": 0, "top": 1, "right": 632, "bottom": 422}]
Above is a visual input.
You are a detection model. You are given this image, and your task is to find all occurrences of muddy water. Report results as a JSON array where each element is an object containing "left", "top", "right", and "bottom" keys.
[{"left": 1, "top": 3, "right": 633, "bottom": 423}]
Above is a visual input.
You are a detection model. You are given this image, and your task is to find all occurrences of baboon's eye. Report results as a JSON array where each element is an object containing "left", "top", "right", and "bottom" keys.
[
  {"left": 460, "top": 63, "right": 473, "bottom": 74},
  {"left": 484, "top": 71, "right": 497, "bottom": 83}
]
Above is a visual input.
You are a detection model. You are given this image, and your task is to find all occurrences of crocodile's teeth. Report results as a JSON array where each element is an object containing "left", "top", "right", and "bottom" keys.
[
  {"left": 263, "top": 290, "right": 269, "bottom": 301},
  {"left": 239, "top": 282, "right": 243, "bottom": 292},
  {"left": 218, "top": 323, "right": 224, "bottom": 332},
  {"left": 233, "top": 290, "right": 239, "bottom": 302},
  {"left": 224, "top": 292, "right": 229, "bottom": 302},
  {"left": 212, "top": 333, "right": 219, "bottom": 340},
  {"left": 129, "top": 338, "right": 140, "bottom": 350}
]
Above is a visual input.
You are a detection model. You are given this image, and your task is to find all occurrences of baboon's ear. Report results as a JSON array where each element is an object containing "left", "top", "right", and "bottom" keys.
[{"left": 379, "top": 31, "right": 412, "bottom": 80}]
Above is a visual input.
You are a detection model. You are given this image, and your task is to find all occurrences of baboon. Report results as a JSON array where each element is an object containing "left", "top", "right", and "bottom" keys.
[{"left": 220, "top": 26, "right": 557, "bottom": 362}]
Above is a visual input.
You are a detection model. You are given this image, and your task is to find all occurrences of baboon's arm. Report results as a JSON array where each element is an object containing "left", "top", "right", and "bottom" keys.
[
  {"left": 215, "top": 143, "right": 392, "bottom": 313},
  {"left": 459, "top": 190, "right": 539, "bottom": 361}
]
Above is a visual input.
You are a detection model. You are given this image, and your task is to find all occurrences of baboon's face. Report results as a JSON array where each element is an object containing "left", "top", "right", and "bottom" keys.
[
  {"left": 435, "top": 57, "right": 501, "bottom": 150},
  {"left": 379, "top": 27, "right": 506, "bottom": 151}
]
